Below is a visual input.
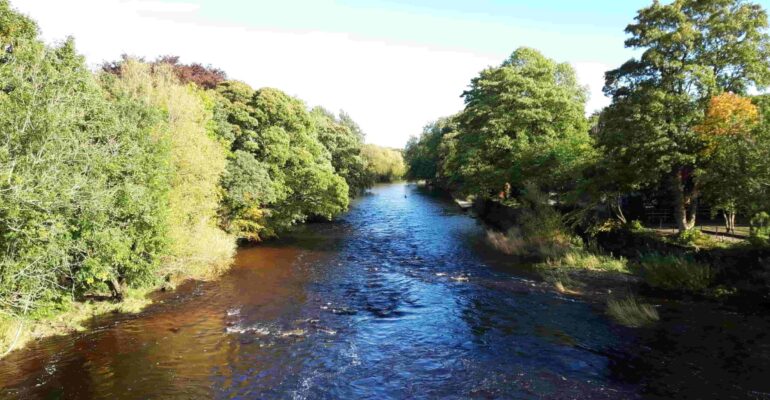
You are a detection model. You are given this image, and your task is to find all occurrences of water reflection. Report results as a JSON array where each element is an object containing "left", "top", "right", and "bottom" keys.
[{"left": 0, "top": 183, "right": 768, "bottom": 399}]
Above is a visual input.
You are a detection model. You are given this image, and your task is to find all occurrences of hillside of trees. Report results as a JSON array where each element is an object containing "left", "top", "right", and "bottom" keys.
[{"left": 0, "top": 0, "right": 402, "bottom": 325}]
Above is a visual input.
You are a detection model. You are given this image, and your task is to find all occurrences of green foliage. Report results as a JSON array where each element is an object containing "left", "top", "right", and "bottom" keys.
[
  {"left": 0, "top": 5, "right": 171, "bottom": 316},
  {"left": 751, "top": 212, "right": 770, "bottom": 235},
  {"left": 311, "top": 107, "right": 372, "bottom": 194},
  {"left": 486, "top": 184, "right": 574, "bottom": 259},
  {"left": 102, "top": 60, "right": 235, "bottom": 279},
  {"left": 607, "top": 296, "right": 659, "bottom": 328},
  {"left": 361, "top": 144, "right": 406, "bottom": 183},
  {"left": 599, "top": 0, "right": 770, "bottom": 232},
  {"left": 627, "top": 220, "right": 645, "bottom": 232},
  {"left": 638, "top": 253, "right": 713, "bottom": 292},
  {"left": 216, "top": 84, "right": 350, "bottom": 240},
  {"left": 404, "top": 116, "right": 458, "bottom": 184},
  {"left": 676, "top": 229, "right": 704, "bottom": 245},
  {"left": 453, "top": 48, "right": 593, "bottom": 197},
  {"left": 0, "top": 1, "right": 238, "bottom": 320}
]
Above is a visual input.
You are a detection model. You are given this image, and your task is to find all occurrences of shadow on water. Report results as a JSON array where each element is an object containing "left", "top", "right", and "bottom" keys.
[{"left": 1, "top": 183, "right": 769, "bottom": 399}]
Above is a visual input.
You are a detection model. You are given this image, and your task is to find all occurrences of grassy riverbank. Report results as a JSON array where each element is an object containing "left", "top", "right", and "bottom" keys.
[
  {"left": 0, "top": 288, "right": 152, "bottom": 358},
  {"left": 0, "top": 258, "right": 235, "bottom": 358},
  {"left": 473, "top": 197, "right": 770, "bottom": 327}
]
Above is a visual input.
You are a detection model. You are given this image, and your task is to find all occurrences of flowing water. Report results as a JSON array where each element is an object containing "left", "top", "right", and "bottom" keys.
[{"left": 1, "top": 183, "right": 769, "bottom": 399}]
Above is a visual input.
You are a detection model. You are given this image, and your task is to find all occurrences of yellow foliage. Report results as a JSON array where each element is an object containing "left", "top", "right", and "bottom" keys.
[{"left": 696, "top": 92, "right": 759, "bottom": 154}]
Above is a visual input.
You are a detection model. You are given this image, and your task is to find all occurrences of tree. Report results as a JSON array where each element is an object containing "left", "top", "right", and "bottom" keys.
[
  {"left": 103, "top": 55, "right": 227, "bottom": 89},
  {"left": 695, "top": 93, "right": 762, "bottom": 233},
  {"left": 601, "top": 0, "right": 770, "bottom": 232},
  {"left": 452, "top": 47, "right": 592, "bottom": 198},
  {"left": 0, "top": 2, "right": 172, "bottom": 310},
  {"left": 215, "top": 84, "right": 349, "bottom": 239},
  {"left": 101, "top": 59, "right": 235, "bottom": 279},
  {"left": 404, "top": 116, "right": 458, "bottom": 184},
  {"left": 361, "top": 145, "right": 406, "bottom": 183},
  {"left": 311, "top": 107, "right": 371, "bottom": 194}
]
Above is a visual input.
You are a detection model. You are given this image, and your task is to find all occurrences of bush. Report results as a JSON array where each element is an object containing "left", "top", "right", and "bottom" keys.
[
  {"left": 750, "top": 212, "right": 770, "bottom": 239},
  {"left": 676, "top": 228, "right": 704, "bottom": 244},
  {"left": 607, "top": 296, "right": 659, "bottom": 328},
  {"left": 487, "top": 184, "right": 576, "bottom": 258},
  {"left": 638, "top": 253, "right": 713, "bottom": 291},
  {"left": 627, "top": 220, "right": 645, "bottom": 231}
]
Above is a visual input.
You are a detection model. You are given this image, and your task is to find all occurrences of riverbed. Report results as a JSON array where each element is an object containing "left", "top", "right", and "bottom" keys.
[{"left": 1, "top": 183, "right": 768, "bottom": 399}]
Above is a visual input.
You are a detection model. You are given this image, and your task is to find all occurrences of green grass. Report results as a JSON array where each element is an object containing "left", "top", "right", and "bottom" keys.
[
  {"left": 534, "top": 249, "right": 630, "bottom": 294},
  {"left": 607, "top": 296, "right": 659, "bottom": 328},
  {"left": 542, "top": 250, "right": 629, "bottom": 273},
  {"left": 638, "top": 253, "right": 713, "bottom": 292}
]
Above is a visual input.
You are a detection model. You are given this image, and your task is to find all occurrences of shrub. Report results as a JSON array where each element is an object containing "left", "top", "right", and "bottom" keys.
[
  {"left": 627, "top": 220, "right": 645, "bottom": 231},
  {"left": 487, "top": 184, "right": 576, "bottom": 258},
  {"left": 750, "top": 212, "right": 770, "bottom": 239},
  {"left": 607, "top": 296, "right": 659, "bottom": 328},
  {"left": 638, "top": 253, "right": 713, "bottom": 291},
  {"left": 677, "top": 228, "right": 704, "bottom": 244}
]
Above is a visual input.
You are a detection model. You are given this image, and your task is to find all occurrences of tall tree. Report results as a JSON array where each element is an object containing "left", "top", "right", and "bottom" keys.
[
  {"left": 215, "top": 84, "right": 349, "bottom": 239},
  {"left": 601, "top": 0, "right": 770, "bottom": 232},
  {"left": 697, "top": 94, "right": 767, "bottom": 233},
  {"left": 453, "top": 47, "right": 592, "bottom": 198}
]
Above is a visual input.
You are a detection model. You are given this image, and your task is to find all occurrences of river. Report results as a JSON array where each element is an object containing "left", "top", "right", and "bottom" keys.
[{"left": 1, "top": 183, "right": 769, "bottom": 399}]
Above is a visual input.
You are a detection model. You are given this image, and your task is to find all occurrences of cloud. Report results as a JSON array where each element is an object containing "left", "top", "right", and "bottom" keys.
[{"left": 12, "top": 0, "right": 610, "bottom": 148}]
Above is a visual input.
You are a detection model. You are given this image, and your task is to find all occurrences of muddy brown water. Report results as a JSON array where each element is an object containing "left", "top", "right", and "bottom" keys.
[{"left": 1, "top": 183, "right": 769, "bottom": 399}]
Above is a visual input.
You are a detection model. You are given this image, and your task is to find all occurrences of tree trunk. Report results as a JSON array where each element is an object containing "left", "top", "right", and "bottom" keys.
[
  {"left": 610, "top": 195, "right": 627, "bottom": 224},
  {"left": 729, "top": 211, "right": 736, "bottom": 234},
  {"left": 107, "top": 277, "right": 124, "bottom": 300},
  {"left": 671, "top": 168, "right": 697, "bottom": 232}
]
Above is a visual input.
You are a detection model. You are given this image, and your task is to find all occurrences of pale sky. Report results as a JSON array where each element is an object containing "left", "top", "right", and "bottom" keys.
[{"left": 12, "top": 0, "right": 750, "bottom": 148}]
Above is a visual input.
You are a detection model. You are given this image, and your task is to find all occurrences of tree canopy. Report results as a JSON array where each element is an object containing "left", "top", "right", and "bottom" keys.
[{"left": 600, "top": 0, "right": 770, "bottom": 231}]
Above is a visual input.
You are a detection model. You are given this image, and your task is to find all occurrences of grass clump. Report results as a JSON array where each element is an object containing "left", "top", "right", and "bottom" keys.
[
  {"left": 543, "top": 250, "right": 629, "bottom": 273},
  {"left": 638, "top": 253, "right": 713, "bottom": 291},
  {"left": 607, "top": 295, "right": 659, "bottom": 328}
]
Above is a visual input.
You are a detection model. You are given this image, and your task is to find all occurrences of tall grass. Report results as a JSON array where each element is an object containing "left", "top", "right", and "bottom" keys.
[
  {"left": 607, "top": 295, "right": 659, "bottom": 328},
  {"left": 543, "top": 250, "right": 628, "bottom": 273},
  {"left": 639, "top": 253, "right": 713, "bottom": 291}
]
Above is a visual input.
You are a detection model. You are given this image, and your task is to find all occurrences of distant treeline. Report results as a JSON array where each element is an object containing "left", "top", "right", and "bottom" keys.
[
  {"left": 0, "top": 1, "right": 402, "bottom": 319},
  {"left": 405, "top": 0, "right": 770, "bottom": 237}
]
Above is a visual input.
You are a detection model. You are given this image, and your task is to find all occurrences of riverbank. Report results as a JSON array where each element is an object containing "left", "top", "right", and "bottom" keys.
[
  {"left": 4, "top": 183, "right": 770, "bottom": 399},
  {"left": 467, "top": 197, "right": 770, "bottom": 325},
  {"left": 0, "top": 288, "right": 152, "bottom": 359},
  {"left": 0, "top": 257, "right": 233, "bottom": 359}
]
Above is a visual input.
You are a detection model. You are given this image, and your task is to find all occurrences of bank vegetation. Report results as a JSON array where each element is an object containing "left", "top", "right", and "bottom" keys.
[
  {"left": 405, "top": 0, "right": 770, "bottom": 326},
  {"left": 0, "top": 1, "right": 403, "bottom": 354}
]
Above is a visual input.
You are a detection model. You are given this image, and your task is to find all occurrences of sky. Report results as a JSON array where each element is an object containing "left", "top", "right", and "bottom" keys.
[{"left": 11, "top": 0, "right": 750, "bottom": 148}]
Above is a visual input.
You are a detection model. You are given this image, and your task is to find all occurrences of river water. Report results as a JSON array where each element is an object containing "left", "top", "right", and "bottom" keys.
[{"left": 1, "top": 183, "right": 769, "bottom": 399}]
